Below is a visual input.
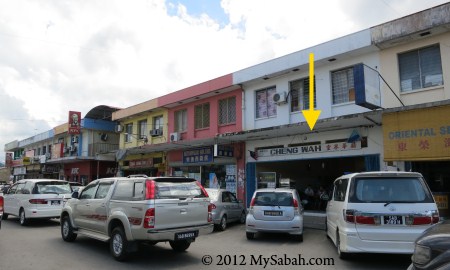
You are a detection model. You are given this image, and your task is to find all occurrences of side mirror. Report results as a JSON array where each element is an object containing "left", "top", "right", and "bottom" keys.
[{"left": 71, "top": 191, "right": 79, "bottom": 199}]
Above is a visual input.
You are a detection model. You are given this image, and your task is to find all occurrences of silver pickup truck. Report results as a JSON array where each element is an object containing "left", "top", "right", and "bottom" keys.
[{"left": 60, "top": 175, "right": 213, "bottom": 261}]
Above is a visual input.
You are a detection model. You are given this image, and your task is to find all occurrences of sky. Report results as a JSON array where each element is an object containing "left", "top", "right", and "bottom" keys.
[{"left": 0, "top": 0, "right": 449, "bottom": 164}]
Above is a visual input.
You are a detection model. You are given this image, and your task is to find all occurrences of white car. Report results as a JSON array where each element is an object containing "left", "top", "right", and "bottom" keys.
[
  {"left": 246, "top": 188, "right": 304, "bottom": 241},
  {"left": 3, "top": 179, "right": 72, "bottom": 226},
  {"left": 326, "top": 171, "right": 439, "bottom": 259}
]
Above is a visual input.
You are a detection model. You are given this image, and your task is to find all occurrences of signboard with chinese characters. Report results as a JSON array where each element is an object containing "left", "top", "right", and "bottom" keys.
[
  {"left": 129, "top": 158, "right": 153, "bottom": 168},
  {"left": 383, "top": 105, "right": 450, "bottom": 161},
  {"left": 256, "top": 141, "right": 361, "bottom": 158},
  {"left": 183, "top": 147, "right": 213, "bottom": 164}
]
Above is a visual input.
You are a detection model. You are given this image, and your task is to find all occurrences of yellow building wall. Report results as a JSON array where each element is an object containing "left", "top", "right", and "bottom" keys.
[{"left": 379, "top": 32, "right": 450, "bottom": 108}]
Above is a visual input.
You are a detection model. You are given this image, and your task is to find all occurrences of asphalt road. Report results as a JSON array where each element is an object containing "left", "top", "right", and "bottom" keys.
[{"left": 0, "top": 217, "right": 412, "bottom": 270}]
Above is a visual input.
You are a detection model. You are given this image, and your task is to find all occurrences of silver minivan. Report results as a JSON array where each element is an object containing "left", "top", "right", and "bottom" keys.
[
  {"left": 246, "top": 188, "right": 304, "bottom": 241},
  {"left": 326, "top": 171, "right": 439, "bottom": 259}
]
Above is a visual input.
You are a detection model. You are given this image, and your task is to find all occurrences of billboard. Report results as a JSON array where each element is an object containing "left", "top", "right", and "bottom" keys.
[{"left": 68, "top": 111, "right": 81, "bottom": 134}]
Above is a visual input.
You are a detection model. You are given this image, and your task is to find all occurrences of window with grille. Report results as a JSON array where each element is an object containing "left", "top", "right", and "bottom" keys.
[
  {"left": 195, "top": 103, "right": 210, "bottom": 129},
  {"left": 398, "top": 45, "right": 443, "bottom": 92},
  {"left": 125, "top": 124, "right": 133, "bottom": 142},
  {"left": 332, "top": 67, "right": 355, "bottom": 105},
  {"left": 175, "top": 109, "right": 187, "bottom": 132},
  {"left": 256, "top": 87, "right": 277, "bottom": 118},
  {"left": 219, "top": 96, "right": 236, "bottom": 125},
  {"left": 138, "top": 120, "right": 147, "bottom": 139},
  {"left": 290, "top": 77, "right": 317, "bottom": 112}
]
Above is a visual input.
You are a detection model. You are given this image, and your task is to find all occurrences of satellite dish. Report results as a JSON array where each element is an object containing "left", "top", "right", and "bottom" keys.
[{"left": 100, "top": 133, "right": 108, "bottom": 141}]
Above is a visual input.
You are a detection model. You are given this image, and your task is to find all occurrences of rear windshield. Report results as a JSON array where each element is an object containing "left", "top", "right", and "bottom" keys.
[
  {"left": 349, "top": 177, "right": 434, "bottom": 203},
  {"left": 33, "top": 181, "right": 72, "bottom": 195},
  {"left": 156, "top": 181, "right": 206, "bottom": 199},
  {"left": 253, "top": 192, "right": 294, "bottom": 206}
]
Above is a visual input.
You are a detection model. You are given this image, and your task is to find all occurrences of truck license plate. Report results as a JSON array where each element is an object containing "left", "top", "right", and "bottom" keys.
[{"left": 175, "top": 231, "right": 198, "bottom": 240}]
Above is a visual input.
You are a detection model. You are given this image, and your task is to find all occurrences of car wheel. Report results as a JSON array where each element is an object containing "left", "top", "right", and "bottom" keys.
[
  {"left": 61, "top": 215, "right": 77, "bottom": 242},
  {"left": 169, "top": 240, "right": 191, "bottom": 252},
  {"left": 19, "top": 208, "right": 28, "bottom": 226},
  {"left": 239, "top": 211, "right": 246, "bottom": 224},
  {"left": 336, "top": 230, "right": 349, "bottom": 260},
  {"left": 218, "top": 215, "right": 227, "bottom": 231},
  {"left": 110, "top": 227, "right": 130, "bottom": 261},
  {"left": 2, "top": 213, "right": 8, "bottom": 220},
  {"left": 246, "top": 232, "right": 255, "bottom": 240}
]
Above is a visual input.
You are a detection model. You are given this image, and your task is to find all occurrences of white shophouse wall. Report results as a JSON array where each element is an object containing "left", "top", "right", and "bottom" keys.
[{"left": 233, "top": 29, "right": 381, "bottom": 131}]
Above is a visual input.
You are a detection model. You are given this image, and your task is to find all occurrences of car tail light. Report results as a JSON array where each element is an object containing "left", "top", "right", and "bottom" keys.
[
  {"left": 293, "top": 198, "right": 300, "bottom": 216},
  {"left": 208, "top": 204, "right": 213, "bottom": 223},
  {"left": 406, "top": 211, "right": 440, "bottom": 225},
  {"left": 0, "top": 196, "right": 3, "bottom": 213},
  {"left": 29, "top": 199, "right": 48, "bottom": 204},
  {"left": 195, "top": 181, "right": 209, "bottom": 197},
  {"left": 249, "top": 198, "right": 256, "bottom": 208},
  {"left": 293, "top": 198, "right": 299, "bottom": 208},
  {"left": 210, "top": 204, "right": 216, "bottom": 210},
  {"left": 143, "top": 208, "right": 155, "bottom": 228},
  {"left": 145, "top": 180, "right": 156, "bottom": 200},
  {"left": 432, "top": 210, "right": 440, "bottom": 224},
  {"left": 343, "top": 209, "right": 355, "bottom": 223}
]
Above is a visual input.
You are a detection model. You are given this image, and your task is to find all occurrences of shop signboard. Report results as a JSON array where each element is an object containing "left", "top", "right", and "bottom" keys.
[
  {"left": 257, "top": 141, "right": 361, "bottom": 158},
  {"left": 183, "top": 147, "right": 213, "bottom": 164},
  {"left": 383, "top": 105, "right": 450, "bottom": 161},
  {"left": 129, "top": 158, "right": 153, "bottom": 168}
]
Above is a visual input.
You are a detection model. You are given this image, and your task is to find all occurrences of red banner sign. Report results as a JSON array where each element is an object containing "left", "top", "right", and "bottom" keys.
[{"left": 68, "top": 111, "right": 81, "bottom": 134}]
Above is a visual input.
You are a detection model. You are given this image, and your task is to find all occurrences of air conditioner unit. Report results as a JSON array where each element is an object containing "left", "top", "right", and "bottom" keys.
[
  {"left": 45, "top": 152, "right": 51, "bottom": 159},
  {"left": 115, "top": 125, "right": 123, "bottom": 133},
  {"left": 150, "top": 129, "right": 162, "bottom": 137},
  {"left": 71, "top": 136, "right": 78, "bottom": 143},
  {"left": 273, "top": 91, "right": 287, "bottom": 105},
  {"left": 170, "top": 132, "right": 179, "bottom": 142}
]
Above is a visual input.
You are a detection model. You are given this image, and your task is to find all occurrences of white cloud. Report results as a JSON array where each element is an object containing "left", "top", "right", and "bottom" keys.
[{"left": 0, "top": 0, "right": 448, "bottom": 163}]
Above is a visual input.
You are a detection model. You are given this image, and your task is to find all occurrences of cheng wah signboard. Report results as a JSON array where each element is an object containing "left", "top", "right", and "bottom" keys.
[{"left": 68, "top": 111, "right": 81, "bottom": 135}]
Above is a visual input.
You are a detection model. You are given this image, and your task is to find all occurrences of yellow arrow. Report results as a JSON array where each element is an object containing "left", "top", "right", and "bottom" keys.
[{"left": 302, "top": 53, "right": 321, "bottom": 130}]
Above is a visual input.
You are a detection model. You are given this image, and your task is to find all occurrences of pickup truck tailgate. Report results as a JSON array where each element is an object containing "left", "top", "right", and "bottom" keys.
[
  {"left": 152, "top": 179, "right": 210, "bottom": 230},
  {"left": 155, "top": 198, "right": 210, "bottom": 229}
]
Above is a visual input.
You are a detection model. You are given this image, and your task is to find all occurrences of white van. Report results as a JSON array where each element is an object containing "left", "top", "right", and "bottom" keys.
[
  {"left": 3, "top": 179, "right": 72, "bottom": 225},
  {"left": 326, "top": 171, "right": 439, "bottom": 259}
]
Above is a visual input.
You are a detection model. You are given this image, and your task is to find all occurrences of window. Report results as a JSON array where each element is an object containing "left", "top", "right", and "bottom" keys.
[
  {"left": 290, "top": 77, "right": 317, "bottom": 112},
  {"left": 153, "top": 115, "right": 163, "bottom": 131},
  {"left": 79, "top": 182, "right": 99, "bottom": 199},
  {"left": 125, "top": 123, "right": 133, "bottom": 142},
  {"left": 398, "top": 45, "right": 443, "bottom": 92},
  {"left": 331, "top": 67, "right": 355, "bottom": 104},
  {"left": 333, "top": 179, "right": 348, "bottom": 202},
  {"left": 138, "top": 120, "right": 147, "bottom": 139},
  {"left": 175, "top": 109, "right": 187, "bottom": 132},
  {"left": 219, "top": 96, "right": 236, "bottom": 125},
  {"left": 256, "top": 87, "right": 277, "bottom": 118},
  {"left": 95, "top": 182, "right": 113, "bottom": 199},
  {"left": 194, "top": 103, "right": 210, "bottom": 129}
]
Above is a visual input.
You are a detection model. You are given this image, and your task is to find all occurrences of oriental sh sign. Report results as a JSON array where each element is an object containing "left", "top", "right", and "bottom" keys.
[{"left": 257, "top": 141, "right": 361, "bottom": 157}]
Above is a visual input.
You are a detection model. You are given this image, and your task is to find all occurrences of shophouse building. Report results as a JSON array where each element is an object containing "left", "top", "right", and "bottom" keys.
[
  {"left": 374, "top": 3, "right": 450, "bottom": 217},
  {"left": 4, "top": 105, "right": 120, "bottom": 184},
  {"left": 112, "top": 74, "right": 246, "bottom": 200}
]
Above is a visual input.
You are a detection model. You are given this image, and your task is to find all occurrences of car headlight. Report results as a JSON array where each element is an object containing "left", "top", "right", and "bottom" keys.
[{"left": 412, "top": 244, "right": 431, "bottom": 265}]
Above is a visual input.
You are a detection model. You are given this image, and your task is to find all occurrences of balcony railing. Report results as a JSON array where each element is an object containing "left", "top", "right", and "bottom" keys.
[{"left": 88, "top": 143, "right": 119, "bottom": 156}]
